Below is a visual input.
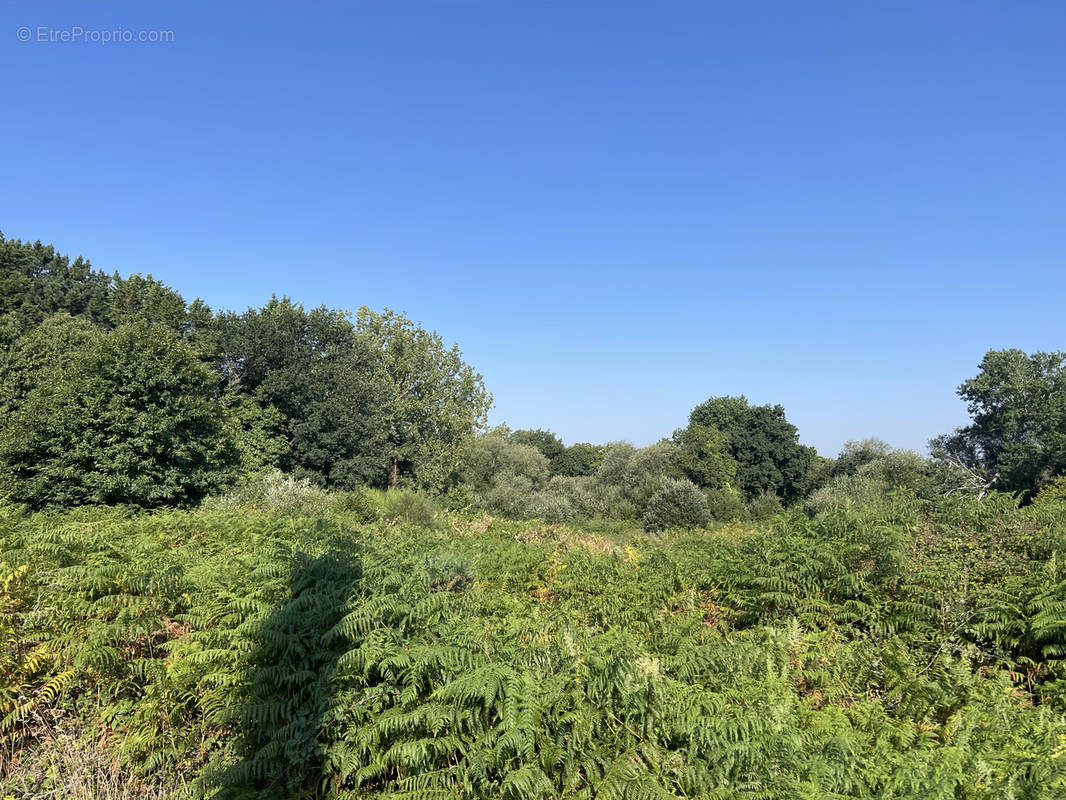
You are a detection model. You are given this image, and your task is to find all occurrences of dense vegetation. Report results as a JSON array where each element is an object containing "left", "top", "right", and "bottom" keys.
[
  {"left": 3, "top": 232, "right": 1066, "bottom": 797},
  {"left": 5, "top": 489, "right": 1066, "bottom": 798},
  {"left": 0, "top": 234, "right": 491, "bottom": 505}
]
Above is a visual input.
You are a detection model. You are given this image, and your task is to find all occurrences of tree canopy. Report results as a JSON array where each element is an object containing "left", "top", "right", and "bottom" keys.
[
  {"left": 683, "top": 395, "right": 814, "bottom": 502},
  {"left": 0, "top": 236, "right": 493, "bottom": 507},
  {"left": 356, "top": 307, "right": 492, "bottom": 490},
  {"left": 932, "top": 348, "right": 1066, "bottom": 497},
  {"left": 0, "top": 319, "right": 237, "bottom": 508},
  {"left": 0, "top": 232, "right": 111, "bottom": 328}
]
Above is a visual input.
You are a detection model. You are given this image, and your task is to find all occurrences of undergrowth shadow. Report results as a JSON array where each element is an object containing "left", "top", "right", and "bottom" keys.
[{"left": 207, "top": 547, "right": 362, "bottom": 799}]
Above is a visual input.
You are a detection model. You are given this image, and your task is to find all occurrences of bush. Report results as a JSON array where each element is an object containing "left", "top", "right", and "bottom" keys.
[
  {"left": 1035, "top": 475, "right": 1066, "bottom": 505},
  {"left": 805, "top": 473, "right": 885, "bottom": 515},
  {"left": 203, "top": 470, "right": 332, "bottom": 516},
  {"left": 545, "top": 475, "right": 602, "bottom": 518},
  {"left": 704, "top": 487, "right": 746, "bottom": 521},
  {"left": 858, "top": 450, "right": 936, "bottom": 497},
  {"left": 527, "top": 491, "right": 576, "bottom": 523},
  {"left": 747, "top": 490, "right": 783, "bottom": 520},
  {"left": 330, "top": 489, "right": 380, "bottom": 523},
  {"left": 595, "top": 441, "right": 681, "bottom": 516},
  {"left": 440, "top": 483, "right": 473, "bottom": 512},
  {"left": 478, "top": 473, "right": 537, "bottom": 519},
  {"left": 807, "top": 451, "right": 940, "bottom": 515},
  {"left": 461, "top": 436, "right": 549, "bottom": 491},
  {"left": 595, "top": 442, "right": 639, "bottom": 489},
  {"left": 642, "top": 479, "right": 711, "bottom": 532},
  {"left": 377, "top": 489, "right": 440, "bottom": 528},
  {"left": 610, "top": 498, "right": 641, "bottom": 522}
]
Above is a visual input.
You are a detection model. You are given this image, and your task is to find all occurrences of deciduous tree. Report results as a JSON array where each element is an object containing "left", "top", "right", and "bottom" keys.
[
  {"left": 0, "top": 320, "right": 237, "bottom": 508},
  {"left": 684, "top": 395, "right": 813, "bottom": 502},
  {"left": 932, "top": 349, "right": 1066, "bottom": 496}
]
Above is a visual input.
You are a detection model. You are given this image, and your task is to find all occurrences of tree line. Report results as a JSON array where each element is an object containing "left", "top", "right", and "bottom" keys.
[
  {"left": 0, "top": 233, "right": 490, "bottom": 507},
  {"left": 1, "top": 231, "right": 1063, "bottom": 517}
]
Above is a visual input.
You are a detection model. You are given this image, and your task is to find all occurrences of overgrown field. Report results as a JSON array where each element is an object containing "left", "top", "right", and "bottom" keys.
[{"left": 3, "top": 492, "right": 1066, "bottom": 799}]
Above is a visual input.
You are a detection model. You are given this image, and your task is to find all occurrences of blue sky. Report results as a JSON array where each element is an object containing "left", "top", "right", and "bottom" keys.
[{"left": 3, "top": 1, "right": 1064, "bottom": 456}]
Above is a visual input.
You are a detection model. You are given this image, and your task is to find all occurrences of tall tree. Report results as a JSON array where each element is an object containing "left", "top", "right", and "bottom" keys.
[
  {"left": 356, "top": 308, "right": 491, "bottom": 490},
  {"left": 551, "top": 442, "right": 607, "bottom": 477},
  {"left": 685, "top": 395, "right": 814, "bottom": 502},
  {"left": 932, "top": 349, "right": 1066, "bottom": 496},
  {"left": 216, "top": 297, "right": 384, "bottom": 486},
  {"left": 0, "top": 233, "right": 111, "bottom": 328}
]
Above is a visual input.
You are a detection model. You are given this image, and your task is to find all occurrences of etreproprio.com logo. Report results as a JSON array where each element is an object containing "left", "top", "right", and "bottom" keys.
[{"left": 16, "top": 26, "right": 175, "bottom": 44}]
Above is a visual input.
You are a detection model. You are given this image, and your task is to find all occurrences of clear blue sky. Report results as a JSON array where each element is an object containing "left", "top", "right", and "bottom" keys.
[{"left": 3, "top": 1, "right": 1064, "bottom": 456}]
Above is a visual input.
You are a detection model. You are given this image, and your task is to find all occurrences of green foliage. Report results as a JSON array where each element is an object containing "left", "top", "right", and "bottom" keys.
[
  {"left": 745, "top": 489, "right": 782, "bottom": 520},
  {"left": 109, "top": 273, "right": 194, "bottom": 333},
  {"left": 217, "top": 297, "right": 387, "bottom": 488},
  {"left": 672, "top": 423, "right": 738, "bottom": 490},
  {"left": 374, "top": 489, "right": 441, "bottom": 528},
  {"left": 0, "top": 232, "right": 112, "bottom": 327},
  {"left": 461, "top": 435, "right": 549, "bottom": 492},
  {"left": 357, "top": 307, "right": 492, "bottom": 491},
  {"left": 509, "top": 428, "right": 565, "bottom": 464},
  {"left": 214, "top": 301, "right": 492, "bottom": 492},
  {"left": 462, "top": 436, "right": 679, "bottom": 523},
  {"left": 703, "top": 486, "right": 747, "bottom": 521},
  {"left": 685, "top": 395, "right": 815, "bottom": 502},
  {"left": 641, "top": 478, "right": 711, "bottom": 531},
  {"left": 1036, "top": 475, "right": 1066, "bottom": 505},
  {"left": 0, "top": 313, "right": 103, "bottom": 417},
  {"left": 933, "top": 348, "right": 1066, "bottom": 497},
  {"left": 6, "top": 231, "right": 1066, "bottom": 797},
  {"left": 0, "top": 320, "right": 238, "bottom": 508},
  {"left": 551, "top": 442, "right": 607, "bottom": 477},
  {"left": 596, "top": 441, "right": 682, "bottom": 513},
  {"left": 3, "top": 494, "right": 1066, "bottom": 797},
  {"left": 807, "top": 449, "right": 941, "bottom": 514},
  {"left": 224, "top": 395, "right": 289, "bottom": 474},
  {"left": 833, "top": 438, "right": 893, "bottom": 477}
]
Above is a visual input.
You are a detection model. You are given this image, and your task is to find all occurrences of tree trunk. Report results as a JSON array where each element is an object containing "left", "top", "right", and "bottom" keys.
[{"left": 388, "top": 456, "right": 399, "bottom": 489}]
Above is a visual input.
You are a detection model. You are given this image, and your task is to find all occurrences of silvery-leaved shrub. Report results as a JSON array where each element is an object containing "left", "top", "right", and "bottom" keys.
[{"left": 642, "top": 478, "right": 711, "bottom": 532}]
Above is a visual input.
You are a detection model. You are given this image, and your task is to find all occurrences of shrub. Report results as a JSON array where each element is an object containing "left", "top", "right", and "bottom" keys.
[
  {"left": 527, "top": 491, "right": 576, "bottom": 523},
  {"left": 461, "top": 436, "right": 549, "bottom": 491},
  {"left": 609, "top": 498, "right": 640, "bottom": 522},
  {"left": 858, "top": 450, "right": 937, "bottom": 497},
  {"left": 478, "top": 473, "right": 537, "bottom": 518},
  {"left": 807, "top": 452, "right": 940, "bottom": 515},
  {"left": 806, "top": 473, "right": 887, "bottom": 515},
  {"left": 641, "top": 478, "right": 711, "bottom": 532},
  {"left": 440, "top": 483, "right": 473, "bottom": 512},
  {"left": 377, "top": 489, "right": 440, "bottom": 528},
  {"left": 546, "top": 475, "right": 602, "bottom": 518},
  {"left": 595, "top": 442, "right": 639, "bottom": 490},
  {"left": 203, "top": 470, "right": 332, "bottom": 516},
  {"left": 1035, "top": 475, "right": 1066, "bottom": 505},
  {"left": 330, "top": 488, "right": 380, "bottom": 523},
  {"left": 747, "top": 490, "right": 783, "bottom": 520},
  {"left": 595, "top": 441, "right": 681, "bottom": 517},
  {"left": 704, "top": 487, "right": 746, "bottom": 521}
]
